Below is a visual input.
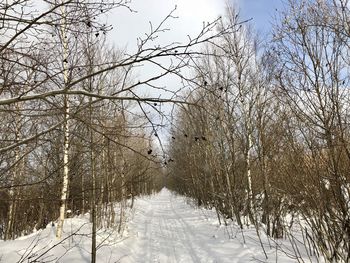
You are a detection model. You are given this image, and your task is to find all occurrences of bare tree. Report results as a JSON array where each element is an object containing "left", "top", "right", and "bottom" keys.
[
  {"left": 272, "top": 0, "right": 350, "bottom": 260},
  {"left": 1, "top": 1, "right": 236, "bottom": 263}
]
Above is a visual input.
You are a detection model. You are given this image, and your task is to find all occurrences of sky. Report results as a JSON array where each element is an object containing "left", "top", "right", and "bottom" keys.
[
  {"left": 237, "top": 0, "right": 284, "bottom": 35},
  {"left": 104, "top": 0, "right": 285, "bottom": 97},
  {"left": 107, "top": 0, "right": 224, "bottom": 51},
  {"left": 104, "top": 0, "right": 285, "bottom": 145},
  {"left": 107, "top": 0, "right": 284, "bottom": 49}
]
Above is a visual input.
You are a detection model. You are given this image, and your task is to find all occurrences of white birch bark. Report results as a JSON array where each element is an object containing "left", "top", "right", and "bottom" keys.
[
  {"left": 246, "top": 129, "right": 254, "bottom": 215},
  {"left": 56, "top": 2, "right": 69, "bottom": 239},
  {"left": 56, "top": 94, "right": 70, "bottom": 239}
]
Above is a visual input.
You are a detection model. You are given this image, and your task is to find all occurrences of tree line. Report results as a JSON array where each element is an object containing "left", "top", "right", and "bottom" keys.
[
  {"left": 167, "top": 1, "right": 350, "bottom": 262},
  {"left": 0, "top": 1, "right": 233, "bottom": 262}
]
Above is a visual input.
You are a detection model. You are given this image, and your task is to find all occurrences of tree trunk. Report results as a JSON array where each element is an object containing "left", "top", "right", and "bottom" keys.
[
  {"left": 56, "top": 94, "right": 70, "bottom": 239},
  {"left": 246, "top": 131, "right": 254, "bottom": 224},
  {"left": 56, "top": 2, "right": 70, "bottom": 239},
  {"left": 118, "top": 160, "right": 126, "bottom": 235},
  {"left": 89, "top": 95, "right": 97, "bottom": 262}
]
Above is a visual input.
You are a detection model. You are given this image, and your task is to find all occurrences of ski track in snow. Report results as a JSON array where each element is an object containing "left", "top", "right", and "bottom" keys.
[
  {"left": 0, "top": 188, "right": 317, "bottom": 263},
  {"left": 127, "top": 189, "right": 265, "bottom": 263},
  {"left": 133, "top": 192, "right": 216, "bottom": 263}
]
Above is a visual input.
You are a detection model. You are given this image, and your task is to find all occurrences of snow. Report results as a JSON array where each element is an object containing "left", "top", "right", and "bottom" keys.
[{"left": 0, "top": 189, "right": 319, "bottom": 262}]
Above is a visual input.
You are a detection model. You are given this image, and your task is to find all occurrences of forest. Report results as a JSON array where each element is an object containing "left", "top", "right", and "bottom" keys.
[{"left": 1, "top": 0, "right": 350, "bottom": 262}]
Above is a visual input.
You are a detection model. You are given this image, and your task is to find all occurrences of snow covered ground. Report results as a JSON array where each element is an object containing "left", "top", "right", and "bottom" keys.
[{"left": 0, "top": 188, "right": 320, "bottom": 262}]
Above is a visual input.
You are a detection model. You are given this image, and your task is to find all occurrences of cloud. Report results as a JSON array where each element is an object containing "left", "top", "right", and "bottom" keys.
[
  {"left": 107, "top": 0, "right": 225, "bottom": 50},
  {"left": 104, "top": 0, "right": 226, "bottom": 142}
]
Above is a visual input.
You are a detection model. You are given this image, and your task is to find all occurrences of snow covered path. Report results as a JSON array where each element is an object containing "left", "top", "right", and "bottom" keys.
[
  {"left": 119, "top": 189, "right": 288, "bottom": 263},
  {"left": 128, "top": 189, "right": 235, "bottom": 263},
  {"left": 0, "top": 188, "right": 314, "bottom": 262}
]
